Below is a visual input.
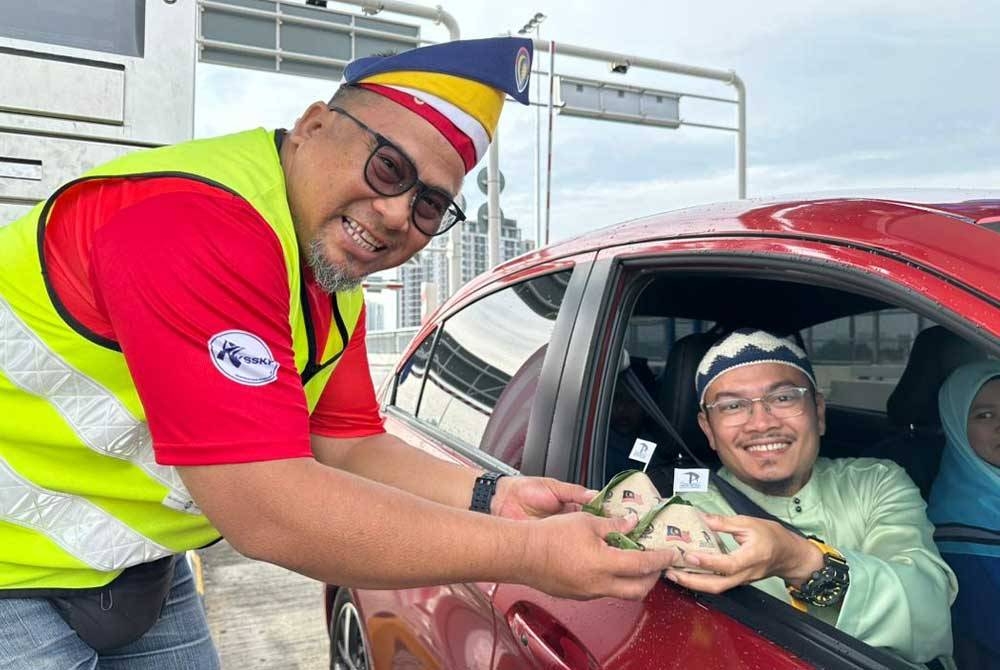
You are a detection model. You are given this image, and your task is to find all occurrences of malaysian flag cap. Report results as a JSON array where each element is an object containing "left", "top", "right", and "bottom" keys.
[{"left": 343, "top": 37, "right": 533, "bottom": 173}]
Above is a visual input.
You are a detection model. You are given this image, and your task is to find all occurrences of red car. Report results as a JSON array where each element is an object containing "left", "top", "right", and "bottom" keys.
[{"left": 326, "top": 192, "right": 1000, "bottom": 669}]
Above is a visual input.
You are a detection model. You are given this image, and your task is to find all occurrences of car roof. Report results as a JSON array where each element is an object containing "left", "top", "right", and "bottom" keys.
[
  {"left": 442, "top": 189, "right": 1000, "bottom": 330},
  {"left": 456, "top": 190, "right": 1000, "bottom": 301},
  {"left": 554, "top": 189, "right": 1000, "bottom": 256}
]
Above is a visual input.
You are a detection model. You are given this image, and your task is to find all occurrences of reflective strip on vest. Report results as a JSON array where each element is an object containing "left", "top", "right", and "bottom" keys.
[
  {"left": 0, "top": 296, "right": 197, "bottom": 511},
  {"left": 0, "top": 458, "right": 171, "bottom": 570}
]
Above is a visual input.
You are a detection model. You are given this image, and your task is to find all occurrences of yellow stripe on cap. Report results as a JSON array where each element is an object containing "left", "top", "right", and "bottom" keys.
[{"left": 359, "top": 71, "right": 505, "bottom": 139}]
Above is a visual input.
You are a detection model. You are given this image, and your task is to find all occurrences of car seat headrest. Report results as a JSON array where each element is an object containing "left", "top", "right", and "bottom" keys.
[
  {"left": 656, "top": 332, "right": 719, "bottom": 461},
  {"left": 886, "top": 326, "right": 986, "bottom": 429}
]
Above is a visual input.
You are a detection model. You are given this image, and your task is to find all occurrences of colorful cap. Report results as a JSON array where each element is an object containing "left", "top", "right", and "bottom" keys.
[
  {"left": 695, "top": 329, "right": 817, "bottom": 405},
  {"left": 343, "top": 37, "right": 533, "bottom": 173}
]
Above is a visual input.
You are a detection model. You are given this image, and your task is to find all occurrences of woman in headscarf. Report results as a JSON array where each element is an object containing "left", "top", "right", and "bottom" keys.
[{"left": 928, "top": 360, "right": 1000, "bottom": 669}]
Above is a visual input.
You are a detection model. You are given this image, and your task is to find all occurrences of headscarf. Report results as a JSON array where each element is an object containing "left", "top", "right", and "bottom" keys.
[{"left": 927, "top": 360, "right": 1000, "bottom": 558}]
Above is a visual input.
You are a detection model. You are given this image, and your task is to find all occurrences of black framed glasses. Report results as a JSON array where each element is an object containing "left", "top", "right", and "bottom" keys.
[{"left": 328, "top": 105, "right": 466, "bottom": 237}]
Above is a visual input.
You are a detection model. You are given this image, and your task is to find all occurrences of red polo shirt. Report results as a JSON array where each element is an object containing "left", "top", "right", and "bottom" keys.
[{"left": 43, "top": 178, "right": 384, "bottom": 466}]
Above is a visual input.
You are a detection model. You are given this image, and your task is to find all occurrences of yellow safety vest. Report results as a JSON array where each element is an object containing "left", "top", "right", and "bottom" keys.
[{"left": 0, "top": 129, "right": 363, "bottom": 591}]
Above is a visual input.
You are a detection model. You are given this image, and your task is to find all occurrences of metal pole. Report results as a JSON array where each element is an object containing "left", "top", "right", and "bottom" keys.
[
  {"left": 534, "top": 26, "right": 542, "bottom": 249},
  {"left": 487, "top": 130, "right": 501, "bottom": 268},
  {"left": 544, "top": 40, "right": 556, "bottom": 244},
  {"left": 732, "top": 74, "right": 747, "bottom": 199},
  {"left": 447, "top": 223, "right": 461, "bottom": 295}
]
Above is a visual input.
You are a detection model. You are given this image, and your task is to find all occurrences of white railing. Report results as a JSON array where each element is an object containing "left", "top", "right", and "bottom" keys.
[{"left": 366, "top": 327, "right": 421, "bottom": 355}]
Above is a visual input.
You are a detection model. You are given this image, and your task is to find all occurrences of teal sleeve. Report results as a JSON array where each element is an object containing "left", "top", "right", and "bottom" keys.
[{"left": 835, "top": 465, "right": 958, "bottom": 664}]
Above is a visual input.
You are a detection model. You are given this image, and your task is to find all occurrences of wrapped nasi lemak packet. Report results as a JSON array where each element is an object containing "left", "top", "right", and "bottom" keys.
[
  {"left": 584, "top": 470, "right": 726, "bottom": 573},
  {"left": 582, "top": 470, "right": 662, "bottom": 520}
]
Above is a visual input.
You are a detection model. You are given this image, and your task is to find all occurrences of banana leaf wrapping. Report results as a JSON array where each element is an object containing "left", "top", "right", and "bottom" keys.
[
  {"left": 582, "top": 470, "right": 662, "bottom": 519},
  {"left": 586, "top": 470, "right": 726, "bottom": 573}
]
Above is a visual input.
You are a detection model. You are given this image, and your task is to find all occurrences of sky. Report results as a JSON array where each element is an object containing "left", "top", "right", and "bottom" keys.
[{"left": 195, "top": 0, "right": 1000, "bottom": 245}]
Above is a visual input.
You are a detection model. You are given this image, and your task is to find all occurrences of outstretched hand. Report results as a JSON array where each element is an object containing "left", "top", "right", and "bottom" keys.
[
  {"left": 663, "top": 513, "right": 822, "bottom": 594},
  {"left": 490, "top": 476, "right": 687, "bottom": 601},
  {"left": 521, "top": 511, "right": 682, "bottom": 601},
  {"left": 491, "top": 475, "right": 597, "bottom": 520}
]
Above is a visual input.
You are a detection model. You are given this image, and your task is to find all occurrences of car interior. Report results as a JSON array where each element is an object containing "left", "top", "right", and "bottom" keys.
[{"left": 603, "top": 272, "right": 993, "bottom": 501}]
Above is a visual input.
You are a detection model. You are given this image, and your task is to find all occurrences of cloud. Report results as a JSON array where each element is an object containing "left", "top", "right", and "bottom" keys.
[
  {"left": 194, "top": 0, "right": 1000, "bottom": 246},
  {"left": 541, "top": 160, "right": 1000, "bottom": 241}
]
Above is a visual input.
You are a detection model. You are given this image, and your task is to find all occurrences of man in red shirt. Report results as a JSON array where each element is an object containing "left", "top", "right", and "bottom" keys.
[{"left": 0, "top": 38, "right": 680, "bottom": 668}]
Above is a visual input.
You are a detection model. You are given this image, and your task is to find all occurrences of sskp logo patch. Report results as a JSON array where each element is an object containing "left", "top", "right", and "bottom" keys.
[{"left": 208, "top": 330, "right": 279, "bottom": 386}]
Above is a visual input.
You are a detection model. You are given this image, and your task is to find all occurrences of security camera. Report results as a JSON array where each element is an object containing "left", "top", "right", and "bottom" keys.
[{"left": 609, "top": 61, "right": 630, "bottom": 74}]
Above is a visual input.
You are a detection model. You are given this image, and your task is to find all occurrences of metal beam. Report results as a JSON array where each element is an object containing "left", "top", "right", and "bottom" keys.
[
  {"left": 512, "top": 36, "right": 747, "bottom": 236},
  {"left": 346, "top": 0, "right": 460, "bottom": 39},
  {"left": 536, "top": 38, "right": 747, "bottom": 199}
]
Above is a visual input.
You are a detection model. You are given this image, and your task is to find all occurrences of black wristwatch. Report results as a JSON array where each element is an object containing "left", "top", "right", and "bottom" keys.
[
  {"left": 469, "top": 471, "right": 506, "bottom": 514},
  {"left": 787, "top": 538, "right": 850, "bottom": 607}
]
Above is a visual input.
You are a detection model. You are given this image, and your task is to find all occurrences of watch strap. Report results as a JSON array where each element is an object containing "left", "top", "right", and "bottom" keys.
[
  {"left": 788, "top": 538, "right": 850, "bottom": 608},
  {"left": 470, "top": 471, "right": 506, "bottom": 514},
  {"left": 806, "top": 538, "right": 844, "bottom": 560}
]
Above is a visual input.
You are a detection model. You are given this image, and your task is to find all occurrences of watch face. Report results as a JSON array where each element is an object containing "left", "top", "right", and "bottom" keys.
[
  {"left": 792, "top": 552, "right": 849, "bottom": 607},
  {"left": 470, "top": 472, "right": 505, "bottom": 513}
]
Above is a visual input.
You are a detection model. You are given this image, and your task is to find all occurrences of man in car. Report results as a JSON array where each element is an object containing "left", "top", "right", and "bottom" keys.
[
  {"left": 666, "top": 329, "right": 957, "bottom": 666},
  {"left": 0, "top": 38, "right": 679, "bottom": 668}
]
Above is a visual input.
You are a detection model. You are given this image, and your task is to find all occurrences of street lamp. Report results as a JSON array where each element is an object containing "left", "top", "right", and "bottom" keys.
[
  {"left": 517, "top": 12, "right": 546, "bottom": 35},
  {"left": 516, "top": 12, "right": 546, "bottom": 247}
]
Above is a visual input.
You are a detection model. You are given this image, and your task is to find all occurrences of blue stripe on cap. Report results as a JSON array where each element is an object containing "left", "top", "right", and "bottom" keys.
[{"left": 344, "top": 37, "right": 533, "bottom": 105}]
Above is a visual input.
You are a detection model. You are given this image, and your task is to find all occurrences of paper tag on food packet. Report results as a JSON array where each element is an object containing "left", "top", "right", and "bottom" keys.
[
  {"left": 673, "top": 468, "right": 710, "bottom": 495},
  {"left": 628, "top": 438, "right": 657, "bottom": 471}
]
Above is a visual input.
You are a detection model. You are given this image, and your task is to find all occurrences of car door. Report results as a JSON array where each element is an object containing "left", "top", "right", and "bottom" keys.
[
  {"left": 373, "top": 256, "right": 591, "bottom": 669},
  {"left": 490, "top": 231, "right": 998, "bottom": 670},
  {"left": 488, "top": 242, "right": 818, "bottom": 670}
]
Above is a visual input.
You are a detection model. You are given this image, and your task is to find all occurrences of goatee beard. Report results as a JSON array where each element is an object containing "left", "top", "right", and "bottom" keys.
[{"left": 308, "top": 237, "right": 364, "bottom": 294}]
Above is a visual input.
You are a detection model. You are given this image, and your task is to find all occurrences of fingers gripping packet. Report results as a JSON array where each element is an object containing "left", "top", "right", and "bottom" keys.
[
  {"left": 620, "top": 498, "right": 727, "bottom": 573},
  {"left": 586, "top": 470, "right": 726, "bottom": 573}
]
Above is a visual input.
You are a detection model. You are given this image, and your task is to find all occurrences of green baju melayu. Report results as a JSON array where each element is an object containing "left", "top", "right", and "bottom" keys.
[{"left": 683, "top": 457, "right": 957, "bottom": 667}]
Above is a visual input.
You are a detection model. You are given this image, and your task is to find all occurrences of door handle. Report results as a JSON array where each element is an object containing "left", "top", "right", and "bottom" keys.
[{"left": 506, "top": 602, "right": 598, "bottom": 670}]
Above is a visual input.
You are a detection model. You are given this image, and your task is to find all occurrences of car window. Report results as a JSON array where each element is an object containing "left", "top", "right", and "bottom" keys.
[
  {"left": 607, "top": 316, "right": 718, "bottom": 489},
  {"left": 605, "top": 306, "right": 928, "bottom": 486},
  {"left": 393, "top": 271, "right": 571, "bottom": 468},
  {"left": 623, "top": 316, "right": 716, "bottom": 381},
  {"left": 596, "top": 270, "right": 974, "bottom": 668},
  {"left": 804, "top": 308, "right": 925, "bottom": 411}
]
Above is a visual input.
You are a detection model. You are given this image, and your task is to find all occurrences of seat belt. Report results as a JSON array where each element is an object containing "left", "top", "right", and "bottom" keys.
[
  {"left": 621, "top": 369, "right": 806, "bottom": 538},
  {"left": 933, "top": 523, "right": 1000, "bottom": 545}
]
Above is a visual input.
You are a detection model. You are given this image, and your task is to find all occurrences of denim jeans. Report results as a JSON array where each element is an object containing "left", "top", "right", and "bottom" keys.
[{"left": 0, "top": 556, "right": 221, "bottom": 670}]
